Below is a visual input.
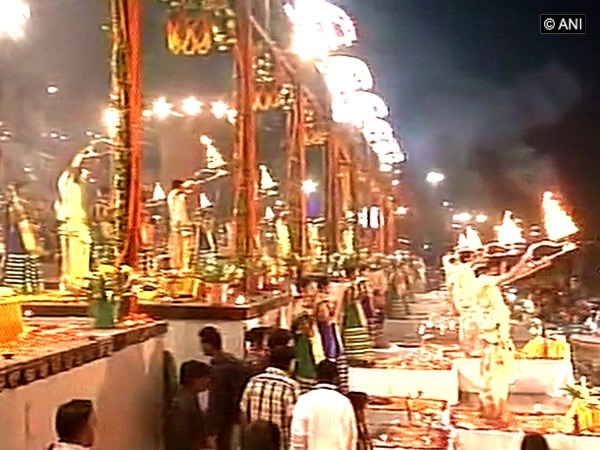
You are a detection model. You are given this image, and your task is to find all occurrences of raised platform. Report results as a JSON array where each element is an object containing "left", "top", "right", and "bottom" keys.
[
  {"left": 16, "top": 291, "right": 294, "bottom": 364},
  {"left": 0, "top": 318, "right": 167, "bottom": 450},
  {"left": 18, "top": 291, "right": 293, "bottom": 321}
]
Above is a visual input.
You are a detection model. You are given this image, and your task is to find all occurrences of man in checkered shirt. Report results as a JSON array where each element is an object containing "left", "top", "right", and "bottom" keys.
[{"left": 240, "top": 345, "right": 300, "bottom": 450}]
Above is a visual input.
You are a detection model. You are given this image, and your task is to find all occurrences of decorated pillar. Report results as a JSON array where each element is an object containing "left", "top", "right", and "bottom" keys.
[
  {"left": 233, "top": 0, "right": 258, "bottom": 291},
  {"left": 287, "top": 86, "right": 308, "bottom": 259},
  {"left": 348, "top": 149, "right": 360, "bottom": 254},
  {"left": 384, "top": 195, "right": 396, "bottom": 254},
  {"left": 109, "top": 0, "right": 143, "bottom": 268},
  {"left": 325, "top": 132, "right": 341, "bottom": 256}
]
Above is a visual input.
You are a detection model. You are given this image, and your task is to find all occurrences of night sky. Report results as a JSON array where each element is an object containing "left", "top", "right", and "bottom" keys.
[{"left": 337, "top": 0, "right": 600, "bottom": 229}]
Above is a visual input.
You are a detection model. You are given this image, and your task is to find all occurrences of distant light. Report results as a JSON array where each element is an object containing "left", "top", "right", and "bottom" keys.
[
  {"left": 475, "top": 214, "right": 488, "bottom": 223},
  {"left": 422, "top": 243, "right": 431, "bottom": 250},
  {"left": 181, "top": 97, "right": 202, "bottom": 116},
  {"left": 152, "top": 97, "right": 173, "bottom": 119},
  {"left": 391, "top": 179, "right": 400, "bottom": 186},
  {"left": 211, "top": 101, "right": 229, "bottom": 119},
  {"left": 46, "top": 85, "right": 58, "bottom": 95},
  {"left": 426, "top": 171, "right": 445, "bottom": 185},
  {"left": 379, "top": 164, "right": 392, "bottom": 173},
  {"left": 396, "top": 206, "right": 408, "bottom": 216},
  {"left": 453, "top": 212, "right": 472, "bottom": 223},
  {"left": 59, "top": 134, "right": 68, "bottom": 141},
  {"left": 49, "top": 132, "right": 59, "bottom": 139},
  {"left": 441, "top": 200, "right": 451, "bottom": 208},
  {"left": 85, "top": 130, "right": 94, "bottom": 137},
  {"left": 302, "top": 179, "right": 317, "bottom": 195}
]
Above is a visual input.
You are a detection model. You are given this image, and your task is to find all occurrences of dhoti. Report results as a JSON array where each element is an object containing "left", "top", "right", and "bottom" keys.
[
  {"left": 169, "top": 223, "right": 193, "bottom": 271},
  {"left": 59, "top": 220, "right": 92, "bottom": 288}
]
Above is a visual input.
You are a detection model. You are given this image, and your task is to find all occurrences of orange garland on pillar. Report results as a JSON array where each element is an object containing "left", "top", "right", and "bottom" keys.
[{"left": 233, "top": 0, "right": 258, "bottom": 292}]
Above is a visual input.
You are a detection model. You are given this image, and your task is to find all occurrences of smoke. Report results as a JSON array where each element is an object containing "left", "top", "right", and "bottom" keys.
[{"left": 404, "top": 62, "right": 581, "bottom": 214}]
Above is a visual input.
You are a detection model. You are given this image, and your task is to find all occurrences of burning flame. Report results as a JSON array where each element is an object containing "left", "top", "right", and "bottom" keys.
[
  {"left": 152, "top": 182, "right": 166, "bottom": 202},
  {"left": 495, "top": 211, "right": 525, "bottom": 246},
  {"left": 199, "top": 193, "right": 212, "bottom": 209},
  {"left": 542, "top": 191, "right": 578, "bottom": 241},
  {"left": 259, "top": 165, "right": 278, "bottom": 191},
  {"left": 457, "top": 226, "right": 483, "bottom": 251},
  {"left": 265, "top": 207, "right": 275, "bottom": 220}
]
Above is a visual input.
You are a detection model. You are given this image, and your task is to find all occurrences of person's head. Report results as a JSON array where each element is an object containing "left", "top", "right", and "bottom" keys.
[
  {"left": 316, "top": 360, "right": 338, "bottom": 385},
  {"left": 347, "top": 391, "right": 369, "bottom": 419},
  {"left": 246, "top": 327, "right": 269, "bottom": 350},
  {"left": 520, "top": 433, "right": 550, "bottom": 450},
  {"left": 179, "top": 360, "right": 210, "bottom": 393},
  {"left": 199, "top": 326, "right": 222, "bottom": 356},
  {"left": 292, "top": 313, "right": 314, "bottom": 337},
  {"left": 241, "top": 420, "right": 281, "bottom": 450},
  {"left": 267, "top": 328, "right": 293, "bottom": 350},
  {"left": 316, "top": 300, "right": 332, "bottom": 322},
  {"left": 268, "top": 345, "right": 296, "bottom": 373},
  {"left": 55, "top": 399, "right": 96, "bottom": 447},
  {"left": 171, "top": 179, "right": 184, "bottom": 191}
]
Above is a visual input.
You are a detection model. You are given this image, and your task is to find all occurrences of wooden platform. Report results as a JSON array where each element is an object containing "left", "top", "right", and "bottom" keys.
[{"left": 16, "top": 291, "right": 293, "bottom": 321}]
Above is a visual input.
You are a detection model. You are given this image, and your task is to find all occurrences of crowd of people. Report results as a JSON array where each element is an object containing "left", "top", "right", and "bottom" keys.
[
  {"left": 45, "top": 271, "right": 553, "bottom": 450},
  {"left": 46, "top": 323, "right": 370, "bottom": 450}
]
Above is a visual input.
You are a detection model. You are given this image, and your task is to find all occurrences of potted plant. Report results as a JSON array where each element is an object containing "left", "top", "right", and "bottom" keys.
[{"left": 85, "top": 264, "right": 134, "bottom": 328}]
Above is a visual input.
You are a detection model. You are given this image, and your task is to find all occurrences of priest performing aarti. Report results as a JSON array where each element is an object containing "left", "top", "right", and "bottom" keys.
[
  {"left": 55, "top": 145, "right": 99, "bottom": 290},
  {"left": 444, "top": 193, "right": 580, "bottom": 421},
  {"left": 167, "top": 179, "right": 195, "bottom": 272}
]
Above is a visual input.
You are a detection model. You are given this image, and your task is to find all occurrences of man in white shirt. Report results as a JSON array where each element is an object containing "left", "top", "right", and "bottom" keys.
[
  {"left": 167, "top": 179, "right": 194, "bottom": 271},
  {"left": 290, "top": 360, "right": 357, "bottom": 450}
]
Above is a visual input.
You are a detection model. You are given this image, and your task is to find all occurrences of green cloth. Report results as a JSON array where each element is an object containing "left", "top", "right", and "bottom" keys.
[
  {"left": 294, "top": 335, "right": 316, "bottom": 379},
  {"left": 343, "top": 302, "right": 362, "bottom": 329}
]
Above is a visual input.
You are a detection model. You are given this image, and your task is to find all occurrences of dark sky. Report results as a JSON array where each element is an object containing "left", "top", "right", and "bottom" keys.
[{"left": 335, "top": 0, "right": 600, "bottom": 234}]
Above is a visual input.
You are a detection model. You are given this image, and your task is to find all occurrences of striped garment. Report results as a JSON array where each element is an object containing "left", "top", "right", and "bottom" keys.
[
  {"left": 342, "top": 303, "right": 374, "bottom": 365},
  {"left": 336, "top": 354, "right": 349, "bottom": 394},
  {"left": 3, "top": 253, "right": 43, "bottom": 294},
  {"left": 342, "top": 327, "right": 374, "bottom": 365},
  {"left": 240, "top": 367, "right": 300, "bottom": 450}
]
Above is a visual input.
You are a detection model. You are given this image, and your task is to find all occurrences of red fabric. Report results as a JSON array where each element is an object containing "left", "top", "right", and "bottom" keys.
[{"left": 122, "top": 0, "right": 143, "bottom": 268}]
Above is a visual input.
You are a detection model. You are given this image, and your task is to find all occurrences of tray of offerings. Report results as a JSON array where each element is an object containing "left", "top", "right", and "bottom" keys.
[
  {"left": 369, "top": 396, "right": 447, "bottom": 413},
  {"left": 374, "top": 348, "right": 454, "bottom": 370},
  {"left": 450, "top": 407, "right": 574, "bottom": 434},
  {"left": 372, "top": 425, "right": 449, "bottom": 449}
]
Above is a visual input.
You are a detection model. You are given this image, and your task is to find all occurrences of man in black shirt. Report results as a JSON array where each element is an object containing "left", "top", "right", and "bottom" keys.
[
  {"left": 164, "top": 360, "right": 210, "bottom": 450},
  {"left": 200, "top": 326, "right": 254, "bottom": 450}
]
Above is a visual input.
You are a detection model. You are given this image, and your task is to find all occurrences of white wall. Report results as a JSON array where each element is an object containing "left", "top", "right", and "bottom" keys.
[{"left": 0, "top": 336, "right": 165, "bottom": 450}]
